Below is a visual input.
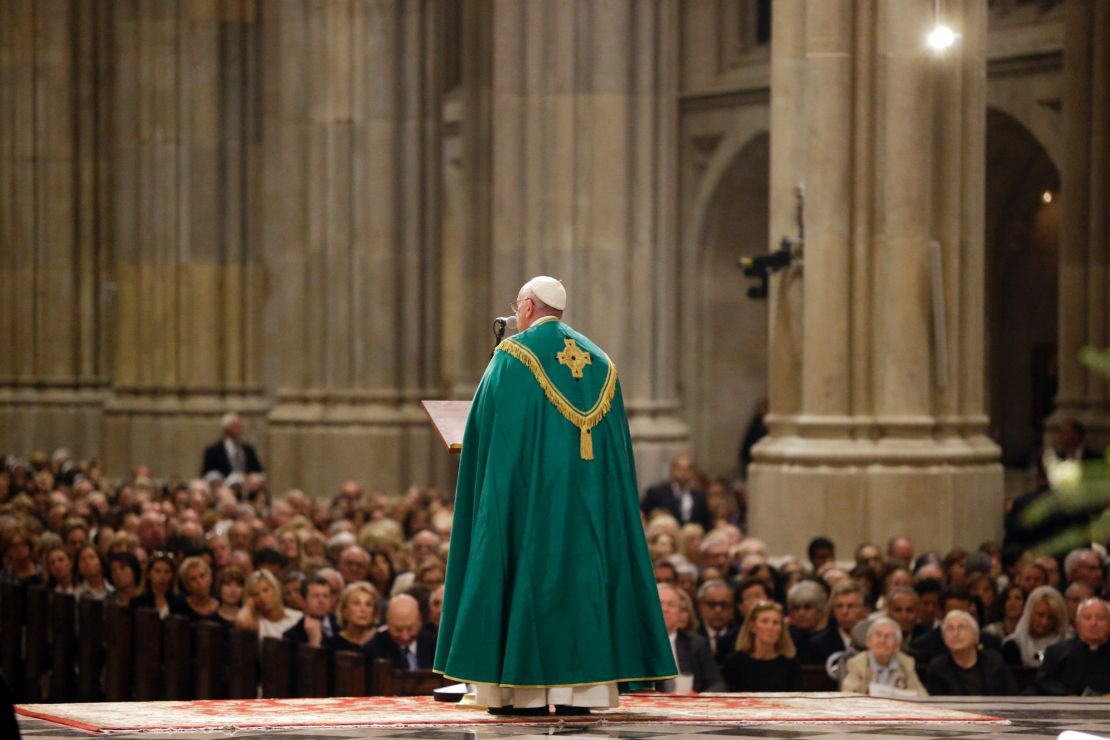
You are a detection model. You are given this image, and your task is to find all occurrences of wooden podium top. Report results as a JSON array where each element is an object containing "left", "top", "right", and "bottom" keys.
[{"left": 420, "top": 400, "right": 471, "bottom": 454}]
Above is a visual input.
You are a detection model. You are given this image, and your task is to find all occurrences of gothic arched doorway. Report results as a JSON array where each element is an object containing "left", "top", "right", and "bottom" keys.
[
  {"left": 985, "top": 108, "right": 1060, "bottom": 469},
  {"left": 690, "top": 132, "right": 770, "bottom": 477}
]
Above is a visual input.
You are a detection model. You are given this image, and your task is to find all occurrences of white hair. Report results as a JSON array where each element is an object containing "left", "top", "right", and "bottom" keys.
[
  {"left": 867, "top": 616, "right": 902, "bottom": 641},
  {"left": 1076, "top": 597, "right": 1110, "bottom": 621},
  {"left": 1064, "top": 548, "right": 1096, "bottom": 577},
  {"left": 942, "top": 609, "right": 980, "bottom": 638},
  {"left": 220, "top": 412, "right": 241, "bottom": 431}
]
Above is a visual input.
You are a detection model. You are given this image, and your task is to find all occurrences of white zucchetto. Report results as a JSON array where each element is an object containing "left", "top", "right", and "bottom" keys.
[{"left": 522, "top": 275, "right": 566, "bottom": 311}]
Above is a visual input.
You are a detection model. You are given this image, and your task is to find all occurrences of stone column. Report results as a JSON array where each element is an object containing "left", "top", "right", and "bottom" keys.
[
  {"left": 484, "top": 0, "right": 687, "bottom": 486},
  {"left": 0, "top": 0, "right": 107, "bottom": 458},
  {"left": 1052, "top": 0, "right": 1109, "bottom": 439},
  {"left": 99, "top": 0, "right": 265, "bottom": 479},
  {"left": 749, "top": 0, "right": 1003, "bottom": 555},
  {"left": 257, "top": 0, "right": 445, "bottom": 496}
]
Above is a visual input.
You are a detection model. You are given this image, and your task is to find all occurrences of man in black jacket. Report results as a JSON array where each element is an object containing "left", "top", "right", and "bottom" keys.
[
  {"left": 658, "top": 584, "right": 726, "bottom": 692},
  {"left": 1036, "top": 598, "right": 1110, "bottom": 695},
  {"left": 368, "top": 593, "right": 436, "bottom": 669},
  {"left": 201, "top": 412, "right": 265, "bottom": 478},
  {"left": 641, "top": 456, "right": 711, "bottom": 530}
]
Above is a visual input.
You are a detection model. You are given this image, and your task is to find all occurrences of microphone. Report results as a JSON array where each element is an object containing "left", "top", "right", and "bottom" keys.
[{"left": 492, "top": 315, "right": 518, "bottom": 347}]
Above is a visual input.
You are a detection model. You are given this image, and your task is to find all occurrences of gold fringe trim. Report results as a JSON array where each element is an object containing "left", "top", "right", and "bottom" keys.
[{"left": 497, "top": 338, "right": 617, "bottom": 460}]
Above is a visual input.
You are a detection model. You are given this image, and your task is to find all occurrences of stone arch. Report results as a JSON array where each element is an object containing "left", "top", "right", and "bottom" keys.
[
  {"left": 681, "top": 130, "right": 770, "bottom": 477},
  {"left": 985, "top": 107, "right": 1061, "bottom": 467},
  {"left": 986, "top": 93, "right": 1062, "bottom": 173}
]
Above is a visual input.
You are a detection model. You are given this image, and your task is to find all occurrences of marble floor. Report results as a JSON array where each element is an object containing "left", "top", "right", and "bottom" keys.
[{"left": 15, "top": 697, "right": 1110, "bottom": 740}]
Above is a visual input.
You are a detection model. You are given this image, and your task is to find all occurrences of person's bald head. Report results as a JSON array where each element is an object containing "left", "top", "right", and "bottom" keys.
[{"left": 386, "top": 593, "right": 423, "bottom": 648}]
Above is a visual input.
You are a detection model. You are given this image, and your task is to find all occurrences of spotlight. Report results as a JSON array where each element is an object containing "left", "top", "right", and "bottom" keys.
[
  {"left": 927, "top": 24, "right": 957, "bottom": 51},
  {"left": 1041, "top": 190, "right": 1053, "bottom": 204}
]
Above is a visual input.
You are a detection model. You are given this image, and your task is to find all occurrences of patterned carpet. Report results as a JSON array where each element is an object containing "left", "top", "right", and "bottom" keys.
[{"left": 16, "top": 694, "right": 1005, "bottom": 734}]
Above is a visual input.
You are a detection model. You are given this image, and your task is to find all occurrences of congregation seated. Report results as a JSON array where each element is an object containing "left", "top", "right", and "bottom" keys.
[
  {"left": 721, "top": 601, "right": 800, "bottom": 692},
  {"left": 4, "top": 444, "right": 1110, "bottom": 702},
  {"left": 925, "top": 610, "right": 1017, "bottom": 696},
  {"left": 841, "top": 617, "right": 927, "bottom": 697}
]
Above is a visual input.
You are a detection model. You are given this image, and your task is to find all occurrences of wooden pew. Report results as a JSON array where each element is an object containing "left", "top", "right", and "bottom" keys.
[
  {"left": 228, "top": 628, "right": 259, "bottom": 699},
  {"left": 23, "top": 586, "right": 50, "bottom": 702},
  {"left": 193, "top": 621, "right": 227, "bottom": 699},
  {"left": 296, "top": 643, "right": 331, "bottom": 697},
  {"left": 332, "top": 650, "right": 365, "bottom": 697},
  {"left": 0, "top": 583, "right": 26, "bottom": 700},
  {"left": 261, "top": 637, "right": 293, "bottom": 698},
  {"left": 76, "top": 597, "right": 105, "bottom": 701},
  {"left": 103, "top": 602, "right": 132, "bottom": 700},
  {"left": 131, "top": 608, "right": 163, "bottom": 700},
  {"left": 49, "top": 591, "right": 77, "bottom": 701},
  {"left": 370, "top": 658, "right": 448, "bottom": 696},
  {"left": 163, "top": 615, "right": 192, "bottom": 699}
]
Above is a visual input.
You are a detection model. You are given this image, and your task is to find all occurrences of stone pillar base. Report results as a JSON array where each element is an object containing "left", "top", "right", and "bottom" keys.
[
  {"left": 266, "top": 400, "right": 452, "bottom": 499},
  {"left": 627, "top": 406, "right": 691, "bottom": 495},
  {"left": 748, "top": 459, "right": 1003, "bottom": 557},
  {"left": 0, "top": 385, "right": 107, "bottom": 463}
]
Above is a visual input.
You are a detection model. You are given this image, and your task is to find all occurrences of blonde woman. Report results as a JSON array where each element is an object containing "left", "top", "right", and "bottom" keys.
[
  {"left": 178, "top": 556, "right": 220, "bottom": 622},
  {"left": 722, "top": 601, "right": 800, "bottom": 691},
  {"left": 236, "top": 569, "right": 302, "bottom": 640},
  {"left": 323, "top": 581, "right": 380, "bottom": 652},
  {"left": 1002, "top": 585, "right": 1069, "bottom": 667}
]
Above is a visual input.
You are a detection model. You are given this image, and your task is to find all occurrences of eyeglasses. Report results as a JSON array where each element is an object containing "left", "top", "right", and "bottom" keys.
[
  {"left": 701, "top": 600, "right": 732, "bottom": 609},
  {"left": 510, "top": 297, "right": 532, "bottom": 314}
]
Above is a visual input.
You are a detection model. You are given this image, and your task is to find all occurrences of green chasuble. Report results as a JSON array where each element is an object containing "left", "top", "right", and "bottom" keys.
[{"left": 434, "top": 317, "right": 677, "bottom": 687}]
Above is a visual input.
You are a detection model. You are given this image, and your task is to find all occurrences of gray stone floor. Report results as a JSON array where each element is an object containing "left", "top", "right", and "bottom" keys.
[{"left": 15, "top": 697, "right": 1110, "bottom": 739}]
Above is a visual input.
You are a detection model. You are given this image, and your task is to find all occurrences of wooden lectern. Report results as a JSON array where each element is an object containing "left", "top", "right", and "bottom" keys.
[{"left": 420, "top": 400, "right": 471, "bottom": 454}]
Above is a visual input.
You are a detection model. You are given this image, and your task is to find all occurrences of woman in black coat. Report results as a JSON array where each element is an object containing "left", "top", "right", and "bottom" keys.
[{"left": 926, "top": 610, "right": 1018, "bottom": 696}]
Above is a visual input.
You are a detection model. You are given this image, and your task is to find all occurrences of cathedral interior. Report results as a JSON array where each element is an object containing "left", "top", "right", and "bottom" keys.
[{"left": 0, "top": 0, "right": 1106, "bottom": 555}]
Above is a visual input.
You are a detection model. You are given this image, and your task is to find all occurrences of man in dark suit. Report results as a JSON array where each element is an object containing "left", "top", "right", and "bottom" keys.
[
  {"left": 695, "top": 580, "right": 738, "bottom": 665},
  {"left": 368, "top": 593, "right": 436, "bottom": 669},
  {"left": 200, "top": 412, "right": 265, "bottom": 478},
  {"left": 809, "top": 580, "right": 868, "bottom": 664},
  {"left": 1035, "top": 597, "right": 1110, "bottom": 695},
  {"left": 641, "top": 456, "right": 711, "bottom": 530},
  {"left": 658, "top": 584, "right": 726, "bottom": 692},
  {"left": 283, "top": 577, "right": 339, "bottom": 645}
]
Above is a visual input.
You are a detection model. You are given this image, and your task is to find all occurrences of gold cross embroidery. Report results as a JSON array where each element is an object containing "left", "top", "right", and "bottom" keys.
[{"left": 556, "top": 338, "right": 592, "bottom": 379}]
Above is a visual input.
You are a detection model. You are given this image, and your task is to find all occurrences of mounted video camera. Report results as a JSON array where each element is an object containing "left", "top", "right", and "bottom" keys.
[{"left": 738, "top": 237, "right": 800, "bottom": 299}]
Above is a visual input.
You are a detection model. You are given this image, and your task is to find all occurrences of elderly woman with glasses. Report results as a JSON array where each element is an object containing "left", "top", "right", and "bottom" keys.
[
  {"left": 841, "top": 617, "right": 927, "bottom": 697},
  {"left": 925, "top": 610, "right": 1017, "bottom": 695}
]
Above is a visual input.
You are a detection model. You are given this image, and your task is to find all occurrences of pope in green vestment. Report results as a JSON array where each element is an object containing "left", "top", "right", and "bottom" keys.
[{"left": 434, "top": 278, "right": 676, "bottom": 697}]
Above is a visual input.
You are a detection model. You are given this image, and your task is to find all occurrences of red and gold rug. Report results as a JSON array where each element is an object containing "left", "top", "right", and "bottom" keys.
[{"left": 17, "top": 693, "right": 1007, "bottom": 734}]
